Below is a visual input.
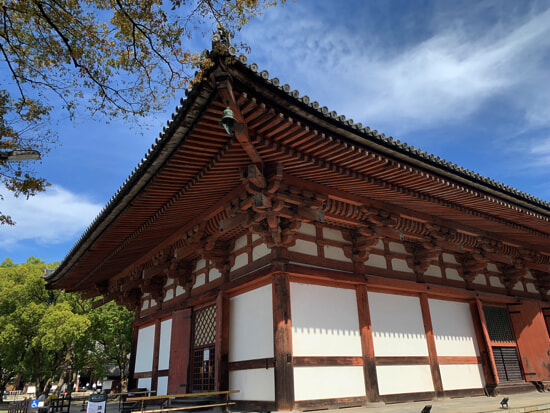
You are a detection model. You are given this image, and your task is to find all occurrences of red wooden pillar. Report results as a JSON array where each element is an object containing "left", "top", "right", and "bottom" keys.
[
  {"left": 419, "top": 293, "right": 444, "bottom": 397},
  {"left": 356, "top": 284, "right": 379, "bottom": 402},
  {"left": 128, "top": 324, "right": 139, "bottom": 390},
  {"left": 215, "top": 291, "right": 230, "bottom": 391},
  {"left": 469, "top": 300, "right": 497, "bottom": 387},
  {"left": 272, "top": 271, "right": 295, "bottom": 411},
  {"left": 167, "top": 308, "right": 193, "bottom": 394},
  {"left": 474, "top": 298, "right": 499, "bottom": 385},
  {"left": 151, "top": 319, "right": 161, "bottom": 392}
]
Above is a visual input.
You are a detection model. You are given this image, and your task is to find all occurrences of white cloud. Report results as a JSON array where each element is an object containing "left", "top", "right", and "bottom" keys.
[
  {"left": 0, "top": 184, "right": 102, "bottom": 249},
  {"left": 243, "top": 3, "right": 550, "bottom": 134}
]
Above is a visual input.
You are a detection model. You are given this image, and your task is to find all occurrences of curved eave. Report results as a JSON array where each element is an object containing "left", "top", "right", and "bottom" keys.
[{"left": 46, "top": 54, "right": 550, "bottom": 292}]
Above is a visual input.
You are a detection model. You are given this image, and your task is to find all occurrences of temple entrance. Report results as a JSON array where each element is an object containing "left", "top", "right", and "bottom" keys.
[
  {"left": 191, "top": 305, "right": 217, "bottom": 392},
  {"left": 483, "top": 306, "right": 523, "bottom": 382}
]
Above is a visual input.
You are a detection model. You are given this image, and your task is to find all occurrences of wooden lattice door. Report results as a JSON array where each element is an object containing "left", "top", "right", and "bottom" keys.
[
  {"left": 483, "top": 306, "right": 524, "bottom": 382},
  {"left": 191, "top": 305, "right": 217, "bottom": 392}
]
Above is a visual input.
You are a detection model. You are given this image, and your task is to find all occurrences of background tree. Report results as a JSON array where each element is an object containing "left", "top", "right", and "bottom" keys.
[
  {"left": 0, "top": 257, "right": 134, "bottom": 398},
  {"left": 0, "top": 0, "right": 283, "bottom": 224}
]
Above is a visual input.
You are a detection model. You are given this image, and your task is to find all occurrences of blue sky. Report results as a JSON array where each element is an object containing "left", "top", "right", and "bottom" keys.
[{"left": 1, "top": 0, "right": 549, "bottom": 265}]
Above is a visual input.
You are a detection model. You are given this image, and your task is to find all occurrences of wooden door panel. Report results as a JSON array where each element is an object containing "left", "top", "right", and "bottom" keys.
[
  {"left": 509, "top": 302, "right": 550, "bottom": 381},
  {"left": 168, "top": 308, "right": 192, "bottom": 394}
]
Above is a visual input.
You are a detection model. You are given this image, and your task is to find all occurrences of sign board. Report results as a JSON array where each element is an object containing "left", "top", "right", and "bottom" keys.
[
  {"left": 29, "top": 400, "right": 40, "bottom": 409},
  {"left": 86, "top": 393, "right": 107, "bottom": 413}
]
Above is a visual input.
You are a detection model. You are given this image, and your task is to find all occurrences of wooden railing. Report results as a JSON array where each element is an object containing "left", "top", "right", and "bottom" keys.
[{"left": 124, "top": 390, "right": 240, "bottom": 413}]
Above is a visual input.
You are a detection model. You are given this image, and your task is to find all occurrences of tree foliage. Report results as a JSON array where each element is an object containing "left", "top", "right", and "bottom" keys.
[
  {"left": 0, "top": 0, "right": 282, "bottom": 224},
  {"left": 0, "top": 257, "right": 134, "bottom": 400}
]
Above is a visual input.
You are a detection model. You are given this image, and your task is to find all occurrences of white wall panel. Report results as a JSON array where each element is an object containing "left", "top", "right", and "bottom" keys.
[
  {"left": 158, "top": 319, "right": 172, "bottom": 370},
  {"left": 229, "top": 284, "right": 273, "bottom": 362},
  {"left": 229, "top": 368, "right": 275, "bottom": 401},
  {"left": 135, "top": 325, "right": 155, "bottom": 373},
  {"left": 294, "top": 366, "right": 365, "bottom": 400},
  {"left": 323, "top": 245, "right": 351, "bottom": 262},
  {"left": 252, "top": 243, "right": 270, "bottom": 260},
  {"left": 137, "top": 378, "right": 151, "bottom": 391},
  {"left": 231, "top": 252, "right": 248, "bottom": 271},
  {"left": 157, "top": 376, "right": 168, "bottom": 396},
  {"left": 429, "top": 299, "right": 479, "bottom": 357},
  {"left": 368, "top": 292, "right": 428, "bottom": 357},
  {"left": 291, "top": 283, "right": 361, "bottom": 357},
  {"left": 288, "top": 239, "right": 318, "bottom": 256},
  {"left": 376, "top": 365, "right": 434, "bottom": 395},
  {"left": 440, "top": 364, "right": 485, "bottom": 390}
]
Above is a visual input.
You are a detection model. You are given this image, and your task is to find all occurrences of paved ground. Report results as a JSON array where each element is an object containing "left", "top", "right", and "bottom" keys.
[
  {"left": 317, "top": 392, "right": 550, "bottom": 413},
  {"left": 8, "top": 391, "right": 550, "bottom": 413}
]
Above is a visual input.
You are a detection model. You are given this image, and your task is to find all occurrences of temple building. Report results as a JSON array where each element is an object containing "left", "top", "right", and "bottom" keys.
[{"left": 47, "top": 32, "right": 550, "bottom": 411}]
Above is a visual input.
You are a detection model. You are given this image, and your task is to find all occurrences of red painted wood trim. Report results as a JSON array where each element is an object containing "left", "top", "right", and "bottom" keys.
[
  {"left": 272, "top": 272, "right": 295, "bottom": 410},
  {"left": 437, "top": 356, "right": 482, "bottom": 365},
  {"left": 475, "top": 298, "right": 500, "bottom": 385},
  {"left": 469, "top": 300, "right": 496, "bottom": 386},
  {"left": 356, "top": 284, "right": 380, "bottom": 402},
  {"left": 293, "top": 356, "right": 363, "bottom": 367},
  {"left": 375, "top": 356, "right": 430, "bottom": 366},
  {"left": 229, "top": 358, "right": 276, "bottom": 371},
  {"left": 215, "top": 292, "right": 229, "bottom": 391},
  {"left": 129, "top": 322, "right": 140, "bottom": 390},
  {"left": 151, "top": 319, "right": 161, "bottom": 392},
  {"left": 133, "top": 372, "right": 153, "bottom": 379},
  {"left": 167, "top": 308, "right": 192, "bottom": 394},
  {"left": 420, "top": 293, "right": 443, "bottom": 397}
]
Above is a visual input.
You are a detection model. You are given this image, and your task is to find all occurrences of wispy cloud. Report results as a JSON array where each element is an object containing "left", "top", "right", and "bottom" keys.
[
  {"left": 0, "top": 185, "right": 102, "bottom": 250},
  {"left": 244, "top": 3, "right": 550, "bottom": 134}
]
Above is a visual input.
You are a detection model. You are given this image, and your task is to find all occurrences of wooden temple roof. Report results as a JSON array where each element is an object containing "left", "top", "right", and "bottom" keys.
[{"left": 46, "top": 37, "right": 550, "bottom": 294}]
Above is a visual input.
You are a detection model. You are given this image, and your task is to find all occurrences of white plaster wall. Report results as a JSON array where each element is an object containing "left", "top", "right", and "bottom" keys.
[
  {"left": 164, "top": 289, "right": 174, "bottom": 302},
  {"left": 297, "top": 222, "right": 316, "bottom": 237},
  {"left": 137, "top": 378, "right": 151, "bottom": 391},
  {"left": 175, "top": 285, "right": 185, "bottom": 296},
  {"left": 445, "top": 268, "right": 462, "bottom": 281},
  {"left": 229, "top": 368, "right": 275, "bottom": 401},
  {"left": 291, "top": 283, "right": 361, "bottom": 357},
  {"left": 487, "top": 263, "right": 499, "bottom": 272},
  {"left": 288, "top": 239, "right": 318, "bottom": 256},
  {"left": 368, "top": 292, "right": 428, "bottom": 357},
  {"left": 322, "top": 228, "right": 345, "bottom": 242},
  {"left": 366, "top": 254, "right": 387, "bottom": 269},
  {"left": 489, "top": 277, "right": 505, "bottom": 288},
  {"left": 210, "top": 268, "right": 222, "bottom": 281},
  {"left": 195, "top": 259, "right": 206, "bottom": 271},
  {"left": 157, "top": 376, "right": 168, "bottom": 396},
  {"left": 429, "top": 299, "right": 479, "bottom": 357},
  {"left": 473, "top": 274, "right": 486, "bottom": 285},
  {"left": 442, "top": 253, "right": 457, "bottom": 264},
  {"left": 194, "top": 273, "right": 205, "bottom": 287},
  {"left": 253, "top": 243, "right": 271, "bottom": 260},
  {"left": 440, "top": 364, "right": 485, "bottom": 390},
  {"left": 229, "top": 284, "right": 274, "bottom": 361},
  {"left": 234, "top": 235, "right": 247, "bottom": 251},
  {"left": 135, "top": 325, "right": 155, "bottom": 373},
  {"left": 376, "top": 365, "right": 434, "bottom": 395},
  {"left": 391, "top": 258, "right": 413, "bottom": 273},
  {"left": 527, "top": 283, "right": 538, "bottom": 294},
  {"left": 294, "top": 366, "right": 365, "bottom": 401},
  {"left": 425, "top": 265, "right": 442, "bottom": 278},
  {"left": 158, "top": 319, "right": 172, "bottom": 370},
  {"left": 324, "top": 245, "right": 351, "bottom": 262},
  {"left": 389, "top": 242, "right": 407, "bottom": 254},
  {"left": 231, "top": 252, "right": 248, "bottom": 271},
  {"left": 373, "top": 239, "right": 385, "bottom": 250}
]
